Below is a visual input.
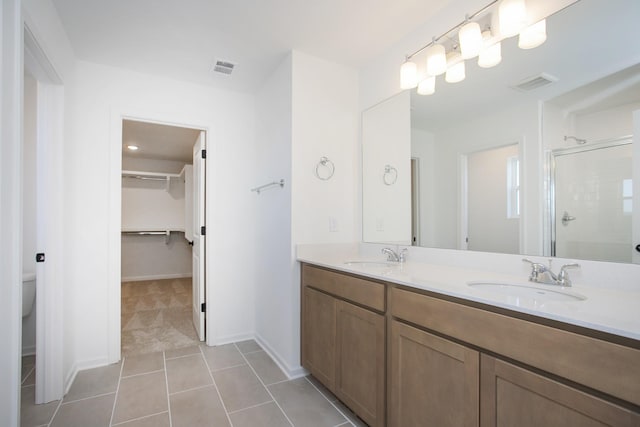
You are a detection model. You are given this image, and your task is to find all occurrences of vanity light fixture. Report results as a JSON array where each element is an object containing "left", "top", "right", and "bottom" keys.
[
  {"left": 459, "top": 19, "right": 482, "bottom": 59},
  {"left": 445, "top": 51, "right": 465, "bottom": 83},
  {"left": 498, "top": 0, "right": 527, "bottom": 37},
  {"left": 417, "top": 76, "right": 436, "bottom": 95},
  {"left": 400, "top": 57, "right": 418, "bottom": 89},
  {"left": 478, "top": 30, "right": 502, "bottom": 68},
  {"left": 518, "top": 19, "right": 547, "bottom": 49},
  {"left": 400, "top": 0, "right": 551, "bottom": 95},
  {"left": 426, "top": 41, "right": 447, "bottom": 76},
  {"left": 126, "top": 144, "right": 139, "bottom": 151}
]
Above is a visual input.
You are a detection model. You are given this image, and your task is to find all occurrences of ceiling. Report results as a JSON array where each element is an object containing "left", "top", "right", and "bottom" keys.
[
  {"left": 52, "top": 0, "right": 453, "bottom": 92},
  {"left": 122, "top": 120, "right": 200, "bottom": 162}
]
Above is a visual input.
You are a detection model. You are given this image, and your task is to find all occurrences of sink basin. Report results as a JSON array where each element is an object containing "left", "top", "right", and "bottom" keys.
[
  {"left": 468, "top": 282, "right": 586, "bottom": 304},
  {"left": 344, "top": 261, "right": 398, "bottom": 268}
]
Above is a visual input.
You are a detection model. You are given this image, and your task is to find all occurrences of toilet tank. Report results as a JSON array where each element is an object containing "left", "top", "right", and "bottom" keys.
[{"left": 23, "top": 272, "right": 36, "bottom": 318}]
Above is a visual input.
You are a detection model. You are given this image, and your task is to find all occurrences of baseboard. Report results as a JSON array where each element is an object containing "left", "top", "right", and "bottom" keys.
[
  {"left": 254, "top": 333, "right": 308, "bottom": 379},
  {"left": 64, "top": 357, "right": 112, "bottom": 395},
  {"left": 120, "top": 273, "right": 192, "bottom": 282},
  {"left": 210, "top": 332, "right": 255, "bottom": 347}
]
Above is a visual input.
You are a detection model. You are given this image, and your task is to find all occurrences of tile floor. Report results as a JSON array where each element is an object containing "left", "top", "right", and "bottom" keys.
[{"left": 20, "top": 340, "right": 368, "bottom": 427}]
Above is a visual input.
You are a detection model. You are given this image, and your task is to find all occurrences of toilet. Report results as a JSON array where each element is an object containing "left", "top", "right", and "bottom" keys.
[{"left": 23, "top": 272, "right": 36, "bottom": 318}]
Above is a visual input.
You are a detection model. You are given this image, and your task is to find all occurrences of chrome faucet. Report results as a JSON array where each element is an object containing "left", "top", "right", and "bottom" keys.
[
  {"left": 382, "top": 247, "right": 407, "bottom": 263},
  {"left": 522, "top": 258, "right": 580, "bottom": 287}
]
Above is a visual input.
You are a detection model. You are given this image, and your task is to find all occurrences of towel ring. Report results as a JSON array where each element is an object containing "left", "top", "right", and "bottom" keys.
[
  {"left": 315, "top": 156, "right": 335, "bottom": 180},
  {"left": 383, "top": 165, "right": 398, "bottom": 185}
]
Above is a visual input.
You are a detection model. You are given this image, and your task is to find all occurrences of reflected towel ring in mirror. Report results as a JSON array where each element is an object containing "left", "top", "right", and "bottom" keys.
[
  {"left": 383, "top": 165, "right": 398, "bottom": 185},
  {"left": 315, "top": 156, "right": 335, "bottom": 180}
]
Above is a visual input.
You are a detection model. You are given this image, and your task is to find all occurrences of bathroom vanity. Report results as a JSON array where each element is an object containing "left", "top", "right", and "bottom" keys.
[{"left": 299, "top": 260, "right": 640, "bottom": 427}]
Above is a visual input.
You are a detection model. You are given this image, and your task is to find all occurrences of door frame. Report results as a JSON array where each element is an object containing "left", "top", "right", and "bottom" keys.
[
  {"left": 24, "top": 23, "right": 66, "bottom": 404},
  {"left": 108, "top": 110, "right": 212, "bottom": 363},
  {"left": 458, "top": 139, "right": 524, "bottom": 253},
  {"left": 549, "top": 135, "right": 633, "bottom": 257}
]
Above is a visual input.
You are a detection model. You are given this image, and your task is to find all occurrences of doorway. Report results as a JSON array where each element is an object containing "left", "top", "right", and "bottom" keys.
[
  {"left": 462, "top": 144, "right": 521, "bottom": 254},
  {"left": 120, "top": 119, "right": 206, "bottom": 356}
]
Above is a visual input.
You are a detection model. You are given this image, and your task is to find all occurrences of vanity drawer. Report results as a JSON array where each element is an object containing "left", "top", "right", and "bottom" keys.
[
  {"left": 302, "top": 264, "right": 385, "bottom": 312},
  {"left": 390, "top": 286, "right": 640, "bottom": 407}
]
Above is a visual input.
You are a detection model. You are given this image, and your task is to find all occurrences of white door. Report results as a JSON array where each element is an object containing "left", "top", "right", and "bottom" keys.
[{"left": 192, "top": 132, "right": 206, "bottom": 341}]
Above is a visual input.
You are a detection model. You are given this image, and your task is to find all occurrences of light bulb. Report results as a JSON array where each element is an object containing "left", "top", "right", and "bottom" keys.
[
  {"left": 426, "top": 43, "right": 447, "bottom": 76},
  {"left": 400, "top": 60, "right": 418, "bottom": 89},
  {"left": 127, "top": 145, "right": 139, "bottom": 151},
  {"left": 417, "top": 77, "right": 436, "bottom": 95},
  {"left": 459, "top": 21, "right": 482, "bottom": 59},
  {"left": 519, "top": 19, "right": 547, "bottom": 49},
  {"left": 498, "top": 0, "right": 527, "bottom": 37},
  {"left": 445, "top": 52, "right": 465, "bottom": 83},
  {"left": 478, "top": 30, "right": 502, "bottom": 68}
]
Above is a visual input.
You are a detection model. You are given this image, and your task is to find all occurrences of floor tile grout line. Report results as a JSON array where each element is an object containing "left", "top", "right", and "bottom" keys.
[
  {"left": 209, "top": 362, "right": 249, "bottom": 373},
  {"left": 60, "top": 390, "right": 117, "bottom": 405},
  {"left": 110, "top": 410, "right": 169, "bottom": 426},
  {"left": 120, "top": 368, "right": 165, "bottom": 379},
  {"left": 164, "top": 350, "right": 202, "bottom": 361},
  {"left": 108, "top": 357, "right": 126, "bottom": 426},
  {"left": 304, "top": 376, "right": 356, "bottom": 427},
  {"left": 162, "top": 351, "right": 174, "bottom": 427},
  {"left": 44, "top": 395, "right": 64, "bottom": 427},
  {"left": 22, "top": 365, "right": 36, "bottom": 386},
  {"left": 226, "top": 399, "right": 275, "bottom": 415},
  {"left": 167, "top": 382, "right": 216, "bottom": 397},
  {"left": 234, "top": 342, "right": 296, "bottom": 427},
  {"left": 199, "top": 345, "right": 235, "bottom": 427},
  {"left": 240, "top": 348, "right": 264, "bottom": 355}
]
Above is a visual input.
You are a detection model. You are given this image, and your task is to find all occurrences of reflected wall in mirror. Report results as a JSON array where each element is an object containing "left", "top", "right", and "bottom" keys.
[{"left": 362, "top": 0, "right": 640, "bottom": 263}]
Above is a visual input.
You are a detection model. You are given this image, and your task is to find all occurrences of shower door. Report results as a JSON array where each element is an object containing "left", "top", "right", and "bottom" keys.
[{"left": 552, "top": 140, "right": 633, "bottom": 263}]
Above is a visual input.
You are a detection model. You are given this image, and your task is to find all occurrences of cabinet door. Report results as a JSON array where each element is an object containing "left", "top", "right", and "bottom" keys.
[
  {"left": 302, "top": 287, "right": 336, "bottom": 390},
  {"left": 480, "top": 354, "right": 640, "bottom": 427},
  {"left": 390, "top": 320, "right": 479, "bottom": 427},
  {"left": 336, "top": 300, "right": 385, "bottom": 427}
]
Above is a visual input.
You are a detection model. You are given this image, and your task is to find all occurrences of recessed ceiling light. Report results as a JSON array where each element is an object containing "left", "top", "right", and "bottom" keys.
[{"left": 126, "top": 145, "right": 139, "bottom": 151}]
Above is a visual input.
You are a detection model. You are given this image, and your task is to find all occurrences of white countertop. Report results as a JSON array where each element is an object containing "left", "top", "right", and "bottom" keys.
[{"left": 297, "top": 245, "right": 640, "bottom": 341}]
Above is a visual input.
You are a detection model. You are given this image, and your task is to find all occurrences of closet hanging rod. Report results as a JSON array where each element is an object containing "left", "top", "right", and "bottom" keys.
[
  {"left": 251, "top": 179, "right": 285, "bottom": 195},
  {"left": 122, "top": 230, "right": 171, "bottom": 244},
  {"left": 124, "top": 175, "right": 167, "bottom": 182}
]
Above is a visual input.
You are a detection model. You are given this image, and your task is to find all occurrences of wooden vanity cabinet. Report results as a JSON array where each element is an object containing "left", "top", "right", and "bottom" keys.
[
  {"left": 480, "top": 354, "right": 640, "bottom": 427},
  {"left": 301, "top": 264, "right": 639, "bottom": 427},
  {"left": 389, "top": 320, "right": 479, "bottom": 427},
  {"left": 302, "top": 287, "right": 337, "bottom": 389},
  {"left": 301, "top": 264, "right": 386, "bottom": 427}
]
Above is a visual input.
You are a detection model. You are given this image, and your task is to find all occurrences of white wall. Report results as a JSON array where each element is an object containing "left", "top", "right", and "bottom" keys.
[
  {"left": 68, "top": 60, "right": 256, "bottom": 369},
  {"left": 253, "top": 53, "right": 294, "bottom": 372},
  {"left": 253, "top": 51, "right": 359, "bottom": 375},
  {"left": 291, "top": 51, "right": 359, "bottom": 371}
]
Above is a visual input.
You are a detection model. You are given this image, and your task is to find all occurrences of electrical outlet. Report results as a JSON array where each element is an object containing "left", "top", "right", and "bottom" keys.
[{"left": 329, "top": 216, "right": 339, "bottom": 232}]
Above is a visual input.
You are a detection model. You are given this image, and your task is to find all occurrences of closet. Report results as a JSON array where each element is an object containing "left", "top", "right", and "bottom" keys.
[{"left": 120, "top": 119, "right": 204, "bottom": 356}]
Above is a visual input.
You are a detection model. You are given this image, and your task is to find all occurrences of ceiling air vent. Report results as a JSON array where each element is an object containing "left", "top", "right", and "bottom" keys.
[
  {"left": 511, "top": 73, "right": 558, "bottom": 92},
  {"left": 213, "top": 60, "right": 236, "bottom": 75}
]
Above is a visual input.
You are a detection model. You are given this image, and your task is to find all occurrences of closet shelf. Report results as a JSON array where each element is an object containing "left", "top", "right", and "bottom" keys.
[
  {"left": 122, "top": 170, "right": 181, "bottom": 191},
  {"left": 121, "top": 228, "right": 185, "bottom": 244}
]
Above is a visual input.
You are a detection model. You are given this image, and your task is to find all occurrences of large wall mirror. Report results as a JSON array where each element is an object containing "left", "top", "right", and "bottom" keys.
[{"left": 362, "top": 0, "right": 640, "bottom": 264}]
